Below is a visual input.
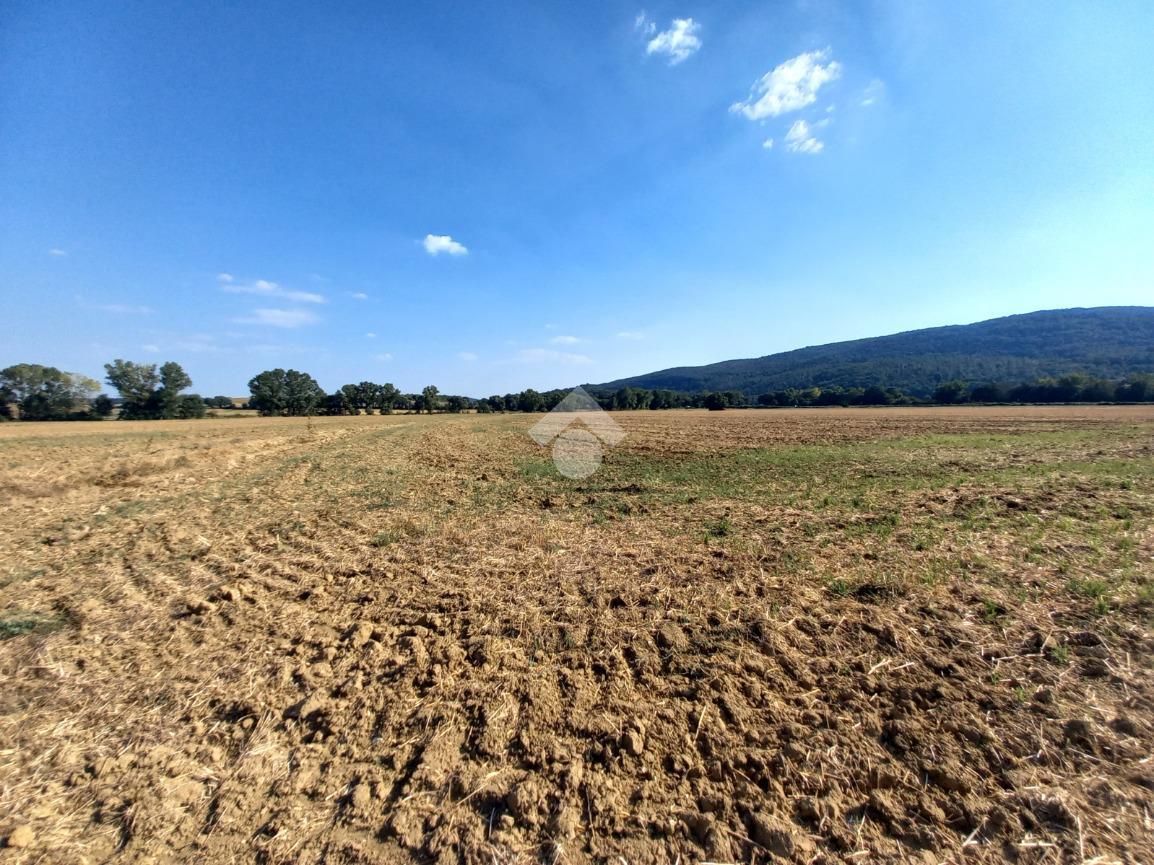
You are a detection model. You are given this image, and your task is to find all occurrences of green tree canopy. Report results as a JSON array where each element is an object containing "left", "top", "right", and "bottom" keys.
[
  {"left": 92, "top": 394, "right": 116, "bottom": 418},
  {"left": 933, "top": 380, "right": 969, "bottom": 405},
  {"left": 378, "top": 383, "right": 400, "bottom": 414},
  {"left": 703, "top": 392, "right": 727, "bottom": 411},
  {"left": 104, "top": 359, "right": 193, "bottom": 419},
  {"left": 517, "top": 389, "right": 543, "bottom": 412},
  {"left": 285, "top": 370, "right": 325, "bottom": 415},
  {"left": 158, "top": 361, "right": 193, "bottom": 418},
  {"left": 248, "top": 369, "right": 288, "bottom": 416},
  {"left": 1, "top": 364, "right": 99, "bottom": 420},
  {"left": 176, "top": 394, "right": 207, "bottom": 418},
  {"left": 104, "top": 360, "right": 160, "bottom": 410},
  {"left": 249, "top": 369, "right": 324, "bottom": 416}
]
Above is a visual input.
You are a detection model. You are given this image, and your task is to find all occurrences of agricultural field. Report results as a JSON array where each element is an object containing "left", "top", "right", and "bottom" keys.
[{"left": 1, "top": 406, "right": 1152, "bottom": 864}]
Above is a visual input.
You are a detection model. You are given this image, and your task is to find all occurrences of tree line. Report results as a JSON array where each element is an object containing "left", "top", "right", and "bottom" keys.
[
  {"left": 926, "top": 373, "right": 1154, "bottom": 405},
  {"left": 745, "top": 373, "right": 1154, "bottom": 408},
  {"left": 249, "top": 369, "right": 1154, "bottom": 413},
  {"left": 246, "top": 371, "right": 463, "bottom": 416},
  {"left": 3, "top": 361, "right": 1152, "bottom": 421},
  {"left": 0, "top": 360, "right": 245, "bottom": 421}
]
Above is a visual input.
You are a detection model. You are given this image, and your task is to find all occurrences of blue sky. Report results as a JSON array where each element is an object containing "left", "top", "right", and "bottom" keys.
[{"left": 2, "top": 1, "right": 1152, "bottom": 397}]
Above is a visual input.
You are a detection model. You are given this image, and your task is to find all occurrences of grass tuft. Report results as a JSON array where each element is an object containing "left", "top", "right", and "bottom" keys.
[{"left": 0, "top": 611, "right": 59, "bottom": 640}]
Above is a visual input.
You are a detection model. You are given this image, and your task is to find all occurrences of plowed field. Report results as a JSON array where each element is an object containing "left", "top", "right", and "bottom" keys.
[{"left": 2, "top": 406, "right": 1152, "bottom": 864}]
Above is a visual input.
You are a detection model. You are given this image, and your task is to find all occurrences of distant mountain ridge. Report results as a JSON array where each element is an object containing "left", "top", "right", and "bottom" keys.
[{"left": 589, "top": 307, "right": 1154, "bottom": 396}]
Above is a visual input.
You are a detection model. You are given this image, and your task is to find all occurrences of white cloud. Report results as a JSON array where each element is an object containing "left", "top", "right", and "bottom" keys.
[
  {"left": 762, "top": 138, "right": 774, "bottom": 149},
  {"left": 616, "top": 331, "right": 645, "bottom": 340},
  {"left": 861, "top": 79, "right": 885, "bottom": 107},
  {"left": 172, "top": 335, "right": 224, "bottom": 354},
  {"left": 234, "top": 308, "right": 319, "bottom": 328},
  {"left": 635, "top": 13, "right": 656, "bottom": 36},
  {"left": 550, "top": 335, "right": 583, "bottom": 345},
  {"left": 731, "top": 49, "right": 841, "bottom": 120},
  {"left": 48, "top": 248, "right": 68, "bottom": 257},
  {"left": 784, "top": 119, "right": 825, "bottom": 154},
  {"left": 374, "top": 352, "right": 394, "bottom": 362},
  {"left": 222, "top": 278, "right": 325, "bottom": 304},
  {"left": 216, "top": 272, "right": 234, "bottom": 283},
  {"left": 423, "top": 234, "right": 468, "bottom": 256},
  {"left": 644, "top": 17, "right": 702, "bottom": 65},
  {"left": 365, "top": 332, "right": 377, "bottom": 339},
  {"left": 351, "top": 291, "right": 369, "bottom": 300},
  {"left": 516, "top": 348, "right": 593, "bottom": 366},
  {"left": 141, "top": 344, "right": 160, "bottom": 353},
  {"left": 458, "top": 352, "right": 478, "bottom": 362},
  {"left": 85, "top": 302, "right": 153, "bottom": 315}
]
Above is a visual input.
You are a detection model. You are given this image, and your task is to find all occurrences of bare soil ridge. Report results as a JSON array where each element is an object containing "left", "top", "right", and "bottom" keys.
[{"left": 1, "top": 407, "right": 1152, "bottom": 863}]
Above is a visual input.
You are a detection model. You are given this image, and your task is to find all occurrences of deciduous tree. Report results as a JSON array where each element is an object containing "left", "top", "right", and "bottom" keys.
[
  {"left": 248, "top": 369, "right": 289, "bottom": 416},
  {"left": 104, "top": 359, "right": 161, "bottom": 418},
  {"left": 1, "top": 364, "right": 98, "bottom": 420}
]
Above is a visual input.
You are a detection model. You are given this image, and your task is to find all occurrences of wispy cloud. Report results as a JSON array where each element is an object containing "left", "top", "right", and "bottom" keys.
[
  {"left": 861, "top": 79, "right": 885, "bottom": 107},
  {"left": 516, "top": 348, "right": 593, "bottom": 366},
  {"left": 81, "top": 300, "right": 153, "bottom": 315},
  {"left": 616, "top": 331, "right": 645, "bottom": 340},
  {"left": 731, "top": 49, "right": 841, "bottom": 120},
  {"left": 234, "top": 308, "right": 319, "bottom": 328},
  {"left": 130, "top": 333, "right": 230, "bottom": 356},
  {"left": 48, "top": 247, "right": 68, "bottom": 257},
  {"left": 351, "top": 291, "right": 369, "bottom": 300},
  {"left": 550, "top": 335, "right": 583, "bottom": 345},
  {"left": 762, "top": 138, "right": 774, "bottom": 149},
  {"left": 365, "top": 332, "right": 377, "bottom": 339},
  {"left": 640, "top": 16, "right": 702, "bottom": 65},
  {"left": 244, "top": 343, "right": 292, "bottom": 356},
  {"left": 784, "top": 119, "right": 825, "bottom": 154},
  {"left": 423, "top": 234, "right": 468, "bottom": 256},
  {"left": 458, "top": 351, "right": 478, "bottom": 362},
  {"left": 221, "top": 277, "right": 325, "bottom": 304},
  {"left": 374, "top": 352, "right": 394, "bottom": 362},
  {"left": 171, "top": 334, "right": 224, "bottom": 353}
]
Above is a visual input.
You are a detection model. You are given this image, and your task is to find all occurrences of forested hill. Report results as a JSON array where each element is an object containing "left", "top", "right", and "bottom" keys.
[{"left": 589, "top": 307, "right": 1154, "bottom": 396}]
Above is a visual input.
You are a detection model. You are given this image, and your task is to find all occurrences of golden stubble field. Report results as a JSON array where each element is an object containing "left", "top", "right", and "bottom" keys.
[{"left": 1, "top": 406, "right": 1152, "bottom": 864}]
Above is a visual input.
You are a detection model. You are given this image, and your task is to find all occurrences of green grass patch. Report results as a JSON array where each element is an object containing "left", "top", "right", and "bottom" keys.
[
  {"left": 827, "top": 578, "right": 852, "bottom": 597},
  {"left": 371, "top": 531, "right": 396, "bottom": 547},
  {"left": 1067, "top": 577, "right": 1109, "bottom": 598},
  {"left": 704, "top": 517, "right": 732, "bottom": 539},
  {"left": 0, "top": 610, "right": 60, "bottom": 640},
  {"left": 581, "top": 428, "right": 1154, "bottom": 509},
  {"left": 517, "top": 458, "right": 557, "bottom": 480}
]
